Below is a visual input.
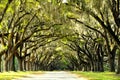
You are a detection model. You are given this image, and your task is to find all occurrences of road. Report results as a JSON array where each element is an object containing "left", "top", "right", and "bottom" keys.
[{"left": 13, "top": 71, "right": 87, "bottom": 80}]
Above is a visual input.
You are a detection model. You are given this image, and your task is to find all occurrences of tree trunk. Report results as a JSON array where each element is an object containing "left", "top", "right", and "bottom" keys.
[
  {"left": 100, "top": 57, "right": 104, "bottom": 72},
  {"left": 94, "top": 60, "right": 98, "bottom": 72},
  {"left": 27, "top": 61, "right": 31, "bottom": 71},
  {"left": 23, "top": 59, "right": 26, "bottom": 71},
  {"left": 84, "top": 65, "right": 87, "bottom": 71},
  {"left": 5, "top": 60, "right": 9, "bottom": 71},
  {"left": 11, "top": 55, "right": 16, "bottom": 71},
  {"left": 109, "top": 55, "right": 116, "bottom": 72},
  {"left": 116, "top": 53, "right": 120, "bottom": 74},
  {"left": 18, "top": 58, "right": 23, "bottom": 71},
  {"left": 25, "top": 61, "right": 29, "bottom": 71},
  {"left": 90, "top": 61, "right": 94, "bottom": 71}
]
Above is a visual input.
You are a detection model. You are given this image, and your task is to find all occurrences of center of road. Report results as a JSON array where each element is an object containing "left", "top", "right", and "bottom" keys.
[{"left": 13, "top": 71, "right": 87, "bottom": 80}]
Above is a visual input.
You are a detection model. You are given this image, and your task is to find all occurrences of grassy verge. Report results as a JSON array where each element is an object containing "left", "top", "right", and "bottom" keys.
[
  {"left": 0, "top": 71, "right": 43, "bottom": 80},
  {"left": 72, "top": 71, "right": 120, "bottom": 80}
]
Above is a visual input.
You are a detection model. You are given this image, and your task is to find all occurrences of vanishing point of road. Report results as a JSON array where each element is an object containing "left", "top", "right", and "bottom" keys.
[{"left": 13, "top": 71, "right": 87, "bottom": 80}]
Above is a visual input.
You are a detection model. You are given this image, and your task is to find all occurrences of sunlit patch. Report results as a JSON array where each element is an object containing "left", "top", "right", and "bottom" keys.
[{"left": 62, "top": 0, "right": 67, "bottom": 3}]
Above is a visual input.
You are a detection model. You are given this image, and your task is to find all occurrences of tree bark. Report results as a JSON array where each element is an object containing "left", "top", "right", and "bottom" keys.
[
  {"left": 18, "top": 58, "right": 23, "bottom": 71},
  {"left": 10, "top": 55, "right": 16, "bottom": 71},
  {"left": 117, "top": 52, "right": 120, "bottom": 74},
  {"left": 109, "top": 54, "right": 116, "bottom": 72}
]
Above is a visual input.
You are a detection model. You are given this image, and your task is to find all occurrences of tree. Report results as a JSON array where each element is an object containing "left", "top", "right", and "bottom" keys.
[{"left": 66, "top": 0, "right": 120, "bottom": 73}]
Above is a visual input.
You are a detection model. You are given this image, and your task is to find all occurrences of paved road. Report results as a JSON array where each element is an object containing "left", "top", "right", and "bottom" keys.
[{"left": 13, "top": 71, "right": 87, "bottom": 80}]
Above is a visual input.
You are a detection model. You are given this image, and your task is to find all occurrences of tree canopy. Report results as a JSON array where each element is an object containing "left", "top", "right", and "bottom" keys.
[{"left": 0, "top": 0, "right": 120, "bottom": 74}]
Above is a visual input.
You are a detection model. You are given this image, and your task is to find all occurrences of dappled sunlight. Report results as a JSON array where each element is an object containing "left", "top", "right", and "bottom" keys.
[{"left": 0, "top": 0, "right": 120, "bottom": 79}]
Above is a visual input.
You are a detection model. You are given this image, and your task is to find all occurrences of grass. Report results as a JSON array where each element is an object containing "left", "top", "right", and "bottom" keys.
[
  {"left": 72, "top": 71, "right": 120, "bottom": 80},
  {"left": 0, "top": 71, "right": 43, "bottom": 80},
  {"left": 1, "top": 71, "right": 120, "bottom": 80}
]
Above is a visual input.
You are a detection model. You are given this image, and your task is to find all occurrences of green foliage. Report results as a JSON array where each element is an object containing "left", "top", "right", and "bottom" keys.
[
  {"left": 0, "top": 23, "right": 2, "bottom": 30},
  {"left": 7, "top": 6, "right": 14, "bottom": 13},
  {"left": 95, "top": 38, "right": 104, "bottom": 43},
  {"left": 0, "top": 44, "right": 7, "bottom": 52},
  {"left": 0, "top": 0, "right": 118, "bottom": 73},
  {"left": 61, "top": 37, "right": 68, "bottom": 44}
]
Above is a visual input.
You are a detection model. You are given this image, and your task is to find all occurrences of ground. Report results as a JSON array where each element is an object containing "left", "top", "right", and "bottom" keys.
[{"left": 12, "top": 71, "right": 87, "bottom": 80}]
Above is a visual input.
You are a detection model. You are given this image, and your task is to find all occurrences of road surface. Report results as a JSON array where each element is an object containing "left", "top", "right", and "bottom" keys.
[{"left": 13, "top": 71, "right": 87, "bottom": 80}]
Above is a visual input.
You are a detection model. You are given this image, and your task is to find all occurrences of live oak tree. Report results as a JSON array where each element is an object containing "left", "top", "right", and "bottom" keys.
[
  {"left": 0, "top": 0, "right": 74, "bottom": 71},
  {"left": 0, "top": 0, "right": 120, "bottom": 74},
  {"left": 65, "top": 0, "right": 120, "bottom": 74}
]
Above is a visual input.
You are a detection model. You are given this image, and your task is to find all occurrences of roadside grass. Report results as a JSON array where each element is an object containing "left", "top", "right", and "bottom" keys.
[
  {"left": 72, "top": 71, "right": 120, "bottom": 80},
  {"left": 0, "top": 71, "right": 43, "bottom": 80}
]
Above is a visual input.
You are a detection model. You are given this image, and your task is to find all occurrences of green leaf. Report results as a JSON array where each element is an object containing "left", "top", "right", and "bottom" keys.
[
  {"left": 0, "top": 44, "right": 7, "bottom": 52},
  {"left": 66, "top": 12, "right": 75, "bottom": 17},
  {"left": 19, "top": 29, "right": 24, "bottom": 33},
  {"left": 48, "top": 0, "right": 51, "bottom": 2},
  {"left": 55, "top": 47, "right": 62, "bottom": 51},
  {"left": 95, "top": 38, "right": 103, "bottom": 42},
  {"left": 85, "top": 0, "right": 90, "bottom": 3},
  {"left": 7, "top": 7, "right": 14, "bottom": 13},
  {"left": 0, "top": 4, "right": 5, "bottom": 8},
  {"left": 0, "top": 23, "right": 2, "bottom": 30},
  {"left": 61, "top": 38, "right": 68, "bottom": 44}
]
